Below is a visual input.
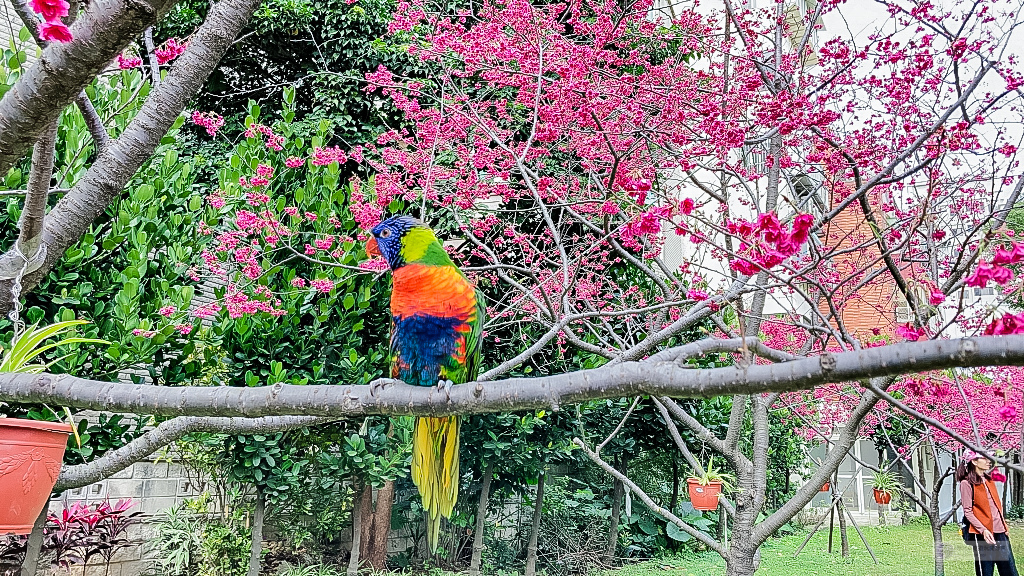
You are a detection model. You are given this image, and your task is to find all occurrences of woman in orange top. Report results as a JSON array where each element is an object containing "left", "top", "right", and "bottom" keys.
[{"left": 958, "top": 451, "right": 1019, "bottom": 576}]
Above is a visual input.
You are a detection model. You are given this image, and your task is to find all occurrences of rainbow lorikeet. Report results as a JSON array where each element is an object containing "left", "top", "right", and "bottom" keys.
[{"left": 365, "top": 215, "right": 484, "bottom": 553}]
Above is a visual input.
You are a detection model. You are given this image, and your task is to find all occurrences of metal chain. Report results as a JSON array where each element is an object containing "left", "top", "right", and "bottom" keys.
[{"left": 8, "top": 240, "right": 31, "bottom": 344}]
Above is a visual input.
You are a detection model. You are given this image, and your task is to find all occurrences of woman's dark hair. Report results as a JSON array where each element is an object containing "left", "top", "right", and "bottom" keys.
[{"left": 956, "top": 460, "right": 989, "bottom": 486}]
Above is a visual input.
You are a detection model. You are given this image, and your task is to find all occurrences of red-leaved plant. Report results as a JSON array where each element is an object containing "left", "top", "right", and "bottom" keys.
[{"left": 44, "top": 499, "right": 140, "bottom": 574}]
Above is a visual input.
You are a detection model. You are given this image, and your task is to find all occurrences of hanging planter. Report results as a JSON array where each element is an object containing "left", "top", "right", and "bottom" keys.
[
  {"left": 820, "top": 482, "right": 830, "bottom": 492},
  {"left": 0, "top": 418, "right": 73, "bottom": 535},
  {"left": 871, "top": 470, "right": 899, "bottom": 506},
  {"left": 687, "top": 478, "right": 723, "bottom": 511},
  {"left": 686, "top": 457, "right": 734, "bottom": 511}
]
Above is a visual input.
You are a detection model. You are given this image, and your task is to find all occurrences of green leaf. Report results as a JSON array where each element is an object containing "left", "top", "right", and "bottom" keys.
[
  {"left": 666, "top": 522, "right": 693, "bottom": 542},
  {"left": 135, "top": 184, "right": 154, "bottom": 203}
]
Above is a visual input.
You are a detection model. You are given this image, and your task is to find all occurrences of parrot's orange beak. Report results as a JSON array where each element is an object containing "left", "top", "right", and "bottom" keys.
[{"left": 366, "top": 237, "right": 381, "bottom": 257}]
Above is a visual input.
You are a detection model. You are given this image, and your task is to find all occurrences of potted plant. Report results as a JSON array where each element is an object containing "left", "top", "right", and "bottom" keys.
[
  {"left": 872, "top": 470, "right": 899, "bottom": 505},
  {"left": 0, "top": 321, "right": 105, "bottom": 535},
  {"left": 687, "top": 458, "right": 735, "bottom": 511}
]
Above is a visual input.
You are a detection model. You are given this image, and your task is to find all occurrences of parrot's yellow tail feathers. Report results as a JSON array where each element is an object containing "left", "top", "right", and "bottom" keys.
[{"left": 412, "top": 415, "right": 461, "bottom": 554}]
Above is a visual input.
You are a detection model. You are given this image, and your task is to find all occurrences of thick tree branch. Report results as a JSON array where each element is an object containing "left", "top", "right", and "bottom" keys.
[
  {"left": 1, "top": 337, "right": 1021, "bottom": 418},
  {"left": 0, "top": 0, "right": 262, "bottom": 312},
  {"left": 10, "top": 0, "right": 112, "bottom": 153},
  {"left": 0, "top": 0, "right": 177, "bottom": 174},
  {"left": 54, "top": 415, "right": 325, "bottom": 491},
  {"left": 18, "top": 123, "right": 56, "bottom": 259},
  {"left": 143, "top": 26, "right": 161, "bottom": 85}
]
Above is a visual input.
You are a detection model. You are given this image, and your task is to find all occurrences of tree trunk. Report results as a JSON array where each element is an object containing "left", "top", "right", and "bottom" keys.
[
  {"left": 20, "top": 505, "right": 48, "bottom": 576},
  {"left": 724, "top": 543, "right": 757, "bottom": 576},
  {"left": 362, "top": 481, "right": 395, "bottom": 571},
  {"left": 1013, "top": 451, "right": 1022, "bottom": 509},
  {"left": 525, "top": 471, "right": 546, "bottom": 576},
  {"left": 247, "top": 488, "right": 265, "bottom": 576},
  {"left": 468, "top": 462, "right": 495, "bottom": 576},
  {"left": 836, "top": 498, "right": 850, "bottom": 558},
  {"left": 605, "top": 455, "right": 626, "bottom": 562},
  {"left": 932, "top": 521, "right": 945, "bottom": 576},
  {"left": 670, "top": 458, "right": 680, "bottom": 512},
  {"left": 358, "top": 483, "right": 373, "bottom": 562},
  {"left": 347, "top": 480, "right": 364, "bottom": 576}
]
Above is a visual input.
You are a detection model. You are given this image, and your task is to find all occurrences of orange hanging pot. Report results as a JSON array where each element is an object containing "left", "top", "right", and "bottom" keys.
[
  {"left": 820, "top": 482, "right": 830, "bottom": 492},
  {"left": 873, "top": 488, "right": 892, "bottom": 505},
  {"left": 687, "top": 479, "right": 723, "bottom": 511},
  {"left": 0, "top": 418, "right": 73, "bottom": 535}
]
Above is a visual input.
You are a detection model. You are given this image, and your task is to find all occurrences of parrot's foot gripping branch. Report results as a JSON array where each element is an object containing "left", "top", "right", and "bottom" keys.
[{"left": 437, "top": 379, "right": 454, "bottom": 401}]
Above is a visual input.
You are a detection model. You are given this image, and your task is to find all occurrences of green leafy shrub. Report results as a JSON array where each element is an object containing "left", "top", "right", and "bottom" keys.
[{"left": 198, "top": 521, "right": 250, "bottom": 576}]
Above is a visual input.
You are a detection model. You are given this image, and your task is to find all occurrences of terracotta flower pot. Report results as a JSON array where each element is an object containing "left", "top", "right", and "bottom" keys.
[
  {"left": 0, "top": 418, "right": 72, "bottom": 535},
  {"left": 873, "top": 488, "right": 892, "bottom": 505},
  {"left": 820, "top": 482, "right": 830, "bottom": 492},
  {"left": 687, "top": 478, "right": 723, "bottom": 511}
]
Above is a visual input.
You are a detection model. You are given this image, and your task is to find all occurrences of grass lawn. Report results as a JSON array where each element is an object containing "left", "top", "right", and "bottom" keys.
[{"left": 607, "top": 522, "right": 1024, "bottom": 576}]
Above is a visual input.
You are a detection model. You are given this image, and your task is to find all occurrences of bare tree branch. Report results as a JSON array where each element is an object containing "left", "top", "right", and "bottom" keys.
[
  {"left": 754, "top": 381, "right": 884, "bottom": 541},
  {"left": 0, "top": 336, "right": 1016, "bottom": 418},
  {"left": 55, "top": 415, "right": 327, "bottom": 491},
  {"left": 575, "top": 437, "right": 727, "bottom": 555},
  {"left": 143, "top": 26, "right": 161, "bottom": 85}
]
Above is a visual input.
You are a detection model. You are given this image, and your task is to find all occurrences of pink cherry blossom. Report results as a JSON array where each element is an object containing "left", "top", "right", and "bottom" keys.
[
  {"left": 117, "top": 53, "right": 143, "bottom": 69},
  {"left": 31, "top": 0, "right": 68, "bottom": 21},
  {"left": 154, "top": 38, "right": 187, "bottom": 64},
  {"left": 39, "top": 21, "right": 72, "bottom": 43},
  {"left": 310, "top": 279, "right": 334, "bottom": 293},
  {"left": 191, "top": 111, "right": 224, "bottom": 136}
]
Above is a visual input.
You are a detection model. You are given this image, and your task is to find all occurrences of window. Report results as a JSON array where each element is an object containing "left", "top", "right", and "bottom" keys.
[{"left": 744, "top": 144, "right": 768, "bottom": 175}]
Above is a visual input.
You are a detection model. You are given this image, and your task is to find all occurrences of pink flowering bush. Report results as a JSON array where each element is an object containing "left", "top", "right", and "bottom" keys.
[{"left": 191, "top": 111, "right": 225, "bottom": 136}]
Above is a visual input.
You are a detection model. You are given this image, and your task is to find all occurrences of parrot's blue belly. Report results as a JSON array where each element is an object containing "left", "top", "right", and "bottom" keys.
[{"left": 392, "top": 313, "right": 464, "bottom": 387}]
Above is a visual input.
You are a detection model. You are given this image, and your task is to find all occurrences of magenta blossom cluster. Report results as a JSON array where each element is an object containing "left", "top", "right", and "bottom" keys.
[
  {"left": 154, "top": 37, "right": 187, "bottom": 64},
  {"left": 244, "top": 123, "right": 285, "bottom": 151},
  {"left": 191, "top": 111, "right": 225, "bottom": 136},
  {"left": 966, "top": 242, "right": 1024, "bottom": 288},
  {"left": 116, "top": 52, "right": 143, "bottom": 69},
  {"left": 31, "top": 0, "right": 72, "bottom": 42},
  {"left": 312, "top": 146, "right": 348, "bottom": 166},
  {"left": 727, "top": 213, "right": 815, "bottom": 275},
  {"left": 984, "top": 313, "right": 1024, "bottom": 336},
  {"left": 896, "top": 324, "right": 927, "bottom": 341}
]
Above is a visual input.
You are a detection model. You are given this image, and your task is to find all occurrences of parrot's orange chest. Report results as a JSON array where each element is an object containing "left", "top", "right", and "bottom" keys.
[{"left": 391, "top": 264, "right": 477, "bottom": 320}]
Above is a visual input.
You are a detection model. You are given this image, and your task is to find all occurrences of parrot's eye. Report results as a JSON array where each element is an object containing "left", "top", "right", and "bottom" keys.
[{"left": 380, "top": 229, "right": 392, "bottom": 238}]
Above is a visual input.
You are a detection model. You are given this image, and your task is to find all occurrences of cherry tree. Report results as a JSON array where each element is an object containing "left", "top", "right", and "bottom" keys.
[{"left": 1, "top": 0, "right": 1024, "bottom": 574}]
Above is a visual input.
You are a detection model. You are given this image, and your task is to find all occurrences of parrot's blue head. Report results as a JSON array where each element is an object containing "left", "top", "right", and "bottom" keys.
[{"left": 366, "top": 215, "right": 429, "bottom": 270}]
